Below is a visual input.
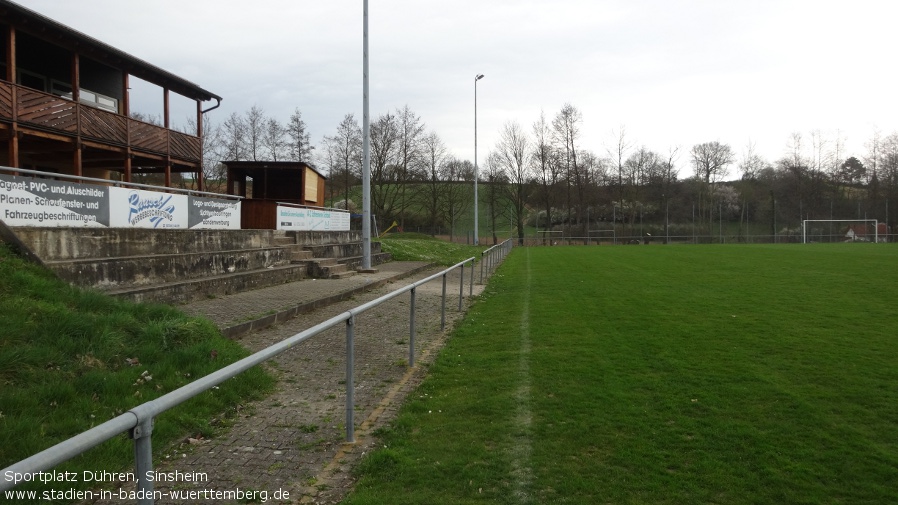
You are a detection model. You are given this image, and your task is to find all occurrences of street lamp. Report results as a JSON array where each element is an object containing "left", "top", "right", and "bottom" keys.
[{"left": 474, "top": 73, "right": 484, "bottom": 245}]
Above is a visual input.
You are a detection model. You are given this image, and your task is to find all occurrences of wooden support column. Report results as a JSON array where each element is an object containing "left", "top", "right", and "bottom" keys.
[
  {"left": 163, "top": 88, "right": 170, "bottom": 128},
  {"left": 6, "top": 26, "right": 18, "bottom": 170},
  {"left": 165, "top": 157, "right": 172, "bottom": 188},
  {"left": 196, "top": 100, "right": 204, "bottom": 191},
  {"left": 123, "top": 74, "right": 132, "bottom": 182},
  {"left": 163, "top": 88, "right": 171, "bottom": 187},
  {"left": 74, "top": 142, "right": 83, "bottom": 177},
  {"left": 72, "top": 53, "right": 82, "bottom": 176}
]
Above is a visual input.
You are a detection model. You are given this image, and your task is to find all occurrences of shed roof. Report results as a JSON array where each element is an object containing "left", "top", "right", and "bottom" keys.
[{"left": 223, "top": 160, "right": 327, "bottom": 179}]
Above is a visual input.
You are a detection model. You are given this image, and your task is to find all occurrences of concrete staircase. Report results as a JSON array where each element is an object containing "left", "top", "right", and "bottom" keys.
[{"left": 9, "top": 228, "right": 391, "bottom": 305}]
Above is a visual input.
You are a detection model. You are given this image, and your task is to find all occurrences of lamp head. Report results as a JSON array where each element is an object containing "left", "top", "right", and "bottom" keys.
[{"left": 475, "top": 74, "right": 484, "bottom": 81}]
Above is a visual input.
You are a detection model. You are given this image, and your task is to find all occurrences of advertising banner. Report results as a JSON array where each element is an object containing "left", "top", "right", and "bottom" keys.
[
  {"left": 188, "top": 196, "right": 241, "bottom": 230},
  {"left": 276, "top": 205, "right": 350, "bottom": 231},
  {"left": 109, "top": 187, "right": 189, "bottom": 229},
  {"left": 0, "top": 173, "right": 240, "bottom": 230},
  {"left": 0, "top": 173, "right": 109, "bottom": 227}
]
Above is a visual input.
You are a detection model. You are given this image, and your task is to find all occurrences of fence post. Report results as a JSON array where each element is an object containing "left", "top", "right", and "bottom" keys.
[
  {"left": 345, "top": 315, "right": 355, "bottom": 443},
  {"left": 441, "top": 273, "right": 447, "bottom": 331},
  {"left": 480, "top": 251, "right": 485, "bottom": 284},
  {"left": 469, "top": 258, "right": 474, "bottom": 297},
  {"left": 131, "top": 418, "right": 155, "bottom": 505},
  {"left": 458, "top": 263, "right": 464, "bottom": 311},
  {"left": 409, "top": 287, "right": 416, "bottom": 368}
]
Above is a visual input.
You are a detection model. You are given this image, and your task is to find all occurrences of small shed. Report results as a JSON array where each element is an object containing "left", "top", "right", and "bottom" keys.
[{"left": 224, "top": 161, "right": 326, "bottom": 229}]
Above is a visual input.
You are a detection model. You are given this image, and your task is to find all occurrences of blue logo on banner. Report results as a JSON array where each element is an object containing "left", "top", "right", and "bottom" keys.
[{"left": 128, "top": 192, "right": 175, "bottom": 228}]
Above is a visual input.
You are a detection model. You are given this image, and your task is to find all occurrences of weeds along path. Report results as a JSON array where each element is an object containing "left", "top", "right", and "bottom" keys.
[
  {"left": 93, "top": 267, "right": 481, "bottom": 505},
  {"left": 507, "top": 247, "right": 534, "bottom": 503}
]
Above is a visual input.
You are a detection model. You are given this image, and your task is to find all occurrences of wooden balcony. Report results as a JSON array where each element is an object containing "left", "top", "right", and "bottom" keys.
[{"left": 0, "top": 80, "right": 201, "bottom": 164}]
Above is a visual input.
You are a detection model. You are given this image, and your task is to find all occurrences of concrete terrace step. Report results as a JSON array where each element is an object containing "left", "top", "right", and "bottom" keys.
[
  {"left": 102, "top": 263, "right": 309, "bottom": 305},
  {"left": 45, "top": 247, "right": 291, "bottom": 289},
  {"left": 180, "top": 261, "right": 435, "bottom": 338},
  {"left": 302, "top": 241, "right": 382, "bottom": 260}
]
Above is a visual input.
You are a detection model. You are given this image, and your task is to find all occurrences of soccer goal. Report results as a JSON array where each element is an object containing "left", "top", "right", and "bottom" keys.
[
  {"left": 536, "top": 230, "right": 563, "bottom": 245},
  {"left": 587, "top": 229, "right": 616, "bottom": 245},
  {"left": 802, "top": 219, "right": 879, "bottom": 243}
]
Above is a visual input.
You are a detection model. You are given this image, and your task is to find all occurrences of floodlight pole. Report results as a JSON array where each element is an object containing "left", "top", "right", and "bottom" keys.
[
  {"left": 474, "top": 74, "right": 484, "bottom": 246},
  {"left": 361, "top": 0, "right": 372, "bottom": 269}
]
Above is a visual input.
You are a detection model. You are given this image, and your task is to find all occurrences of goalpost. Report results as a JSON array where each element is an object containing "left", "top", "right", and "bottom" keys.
[
  {"left": 537, "top": 230, "right": 563, "bottom": 245},
  {"left": 802, "top": 219, "right": 879, "bottom": 244},
  {"left": 587, "top": 229, "right": 616, "bottom": 245}
]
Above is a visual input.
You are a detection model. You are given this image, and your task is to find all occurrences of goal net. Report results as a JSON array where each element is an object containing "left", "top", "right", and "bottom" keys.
[{"left": 801, "top": 219, "right": 881, "bottom": 243}]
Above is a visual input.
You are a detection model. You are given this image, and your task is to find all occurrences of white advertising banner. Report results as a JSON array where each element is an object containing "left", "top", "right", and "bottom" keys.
[
  {"left": 0, "top": 173, "right": 240, "bottom": 229},
  {"left": 276, "top": 205, "right": 350, "bottom": 231},
  {"left": 109, "top": 187, "right": 189, "bottom": 229}
]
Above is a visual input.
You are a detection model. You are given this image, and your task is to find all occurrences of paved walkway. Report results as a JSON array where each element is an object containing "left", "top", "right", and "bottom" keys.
[
  {"left": 180, "top": 261, "right": 434, "bottom": 338},
  {"left": 115, "top": 261, "right": 485, "bottom": 504}
]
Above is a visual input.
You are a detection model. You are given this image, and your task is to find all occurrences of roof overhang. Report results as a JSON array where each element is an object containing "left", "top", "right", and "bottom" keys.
[{"left": 0, "top": 0, "right": 222, "bottom": 103}]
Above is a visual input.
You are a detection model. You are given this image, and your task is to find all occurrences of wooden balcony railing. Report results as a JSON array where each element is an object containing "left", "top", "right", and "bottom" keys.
[{"left": 0, "top": 81, "right": 201, "bottom": 164}]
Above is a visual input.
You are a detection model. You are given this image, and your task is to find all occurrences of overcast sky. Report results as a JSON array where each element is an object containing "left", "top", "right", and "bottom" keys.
[{"left": 22, "top": 0, "right": 898, "bottom": 178}]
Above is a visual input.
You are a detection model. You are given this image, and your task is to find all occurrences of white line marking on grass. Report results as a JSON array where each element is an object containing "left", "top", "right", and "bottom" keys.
[{"left": 508, "top": 248, "right": 534, "bottom": 503}]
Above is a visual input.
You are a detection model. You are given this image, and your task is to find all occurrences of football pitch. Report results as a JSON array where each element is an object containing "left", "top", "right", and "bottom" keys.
[{"left": 345, "top": 244, "right": 898, "bottom": 505}]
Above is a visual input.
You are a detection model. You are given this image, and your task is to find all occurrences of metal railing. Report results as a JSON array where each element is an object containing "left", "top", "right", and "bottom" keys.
[
  {"left": 480, "top": 238, "right": 514, "bottom": 283},
  {"left": 0, "top": 166, "right": 241, "bottom": 200},
  {"left": 0, "top": 257, "right": 483, "bottom": 503}
]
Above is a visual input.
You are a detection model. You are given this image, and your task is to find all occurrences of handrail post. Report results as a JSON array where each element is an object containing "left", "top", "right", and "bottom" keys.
[
  {"left": 469, "top": 258, "right": 474, "bottom": 297},
  {"left": 480, "top": 251, "right": 485, "bottom": 284},
  {"left": 409, "top": 287, "right": 416, "bottom": 368},
  {"left": 441, "top": 273, "right": 447, "bottom": 331},
  {"left": 458, "top": 263, "right": 464, "bottom": 311},
  {"left": 130, "top": 418, "right": 155, "bottom": 505},
  {"left": 345, "top": 315, "right": 355, "bottom": 443}
]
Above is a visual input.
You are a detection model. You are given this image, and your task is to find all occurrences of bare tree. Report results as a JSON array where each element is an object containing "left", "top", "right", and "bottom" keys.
[
  {"left": 244, "top": 105, "right": 267, "bottom": 161},
  {"left": 692, "top": 141, "right": 734, "bottom": 185},
  {"left": 182, "top": 116, "right": 226, "bottom": 193},
  {"left": 532, "top": 111, "right": 560, "bottom": 232},
  {"left": 691, "top": 141, "right": 734, "bottom": 237},
  {"left": 494, "top": 121, "right": 532, "bottom": 244},
  {"left": 286, "top": 108, "right": 315, "bottom": 162},
  {"left": 420, "top": 131, "right": 448, "bottom": 235},
  {"left": 552, "top": 103, "right": 582, "bottom": 228},
  {"left": 622, "top": 147, "right": 660, "bottom": 233},
  {"left": 369, "top": 112, "right": 400, "bottom": 223},
  {"left": 221, "top": 112, "right": 247, "bottom": 161},
  {"left": 439, "top": 157, "right": 473, "bottom": 242},
  {"left": 323, "top": 114, "right": 362, "bottom": 209},
  {"left": 607, "top": 125, "right": 632, "bottom": 216},
  {"left": 739, "top": 141, "right": 766, "bottom": 181},
  {"left": 395, "top": 105, "right": 426, "bottom": 228},
  {"left": 483, "top": 149, "right": 510, "bottom": 244},
  {"left": 262, "top": 117, "right": 286, "bottom": 161}
]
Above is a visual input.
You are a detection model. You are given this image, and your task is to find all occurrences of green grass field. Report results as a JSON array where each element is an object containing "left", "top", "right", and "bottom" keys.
[{"left": 345, "top": 243, "right": 898, "bottom": 504}]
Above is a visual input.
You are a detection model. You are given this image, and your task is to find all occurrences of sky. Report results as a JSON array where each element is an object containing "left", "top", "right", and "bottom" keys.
[{"left": 21, "top": 0, "right": 898, "bottom": 178}]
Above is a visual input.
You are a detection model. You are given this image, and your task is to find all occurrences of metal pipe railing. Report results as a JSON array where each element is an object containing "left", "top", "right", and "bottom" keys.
[
  {"left": 0, "top": 257, "right": 477, "bottom": 503},
  {"left": 0, "top": 166, "right": 241, "bottom": 200},
  {"left": 479, "top": 238, "right": 513, "bottom": 284}
]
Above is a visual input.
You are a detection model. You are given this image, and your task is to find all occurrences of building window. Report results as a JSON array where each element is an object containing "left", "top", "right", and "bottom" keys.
[
  {"left": 50, "top": 79, "right": 118, "bottom": 114},
  {"left": 17, "top": 69, "right": 47, "bottom": 92}
]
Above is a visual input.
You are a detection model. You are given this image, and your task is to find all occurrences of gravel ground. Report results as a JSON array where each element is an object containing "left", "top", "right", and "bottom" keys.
[{"left": 94, "top": 267, "right": 481, "bottom": 505}]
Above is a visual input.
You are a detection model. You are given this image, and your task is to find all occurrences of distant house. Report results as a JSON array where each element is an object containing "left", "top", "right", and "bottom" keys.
[
  {"left": 845, "top": 223, "right": 887, "bottom": 242},
  {"left": 0, "top": 0, "right": 221, "bottom": 189}
]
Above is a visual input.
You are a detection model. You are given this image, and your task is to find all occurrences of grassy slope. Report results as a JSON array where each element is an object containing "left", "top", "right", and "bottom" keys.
[
  {"left": 0, "top": 245, "right": 274, "bottom": 498},
  {"left": 379, "top": 233, "right": 488, "bottom": 265},
  {"left": 345, "top": 244, "right": 898, "bottom": 504}
]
